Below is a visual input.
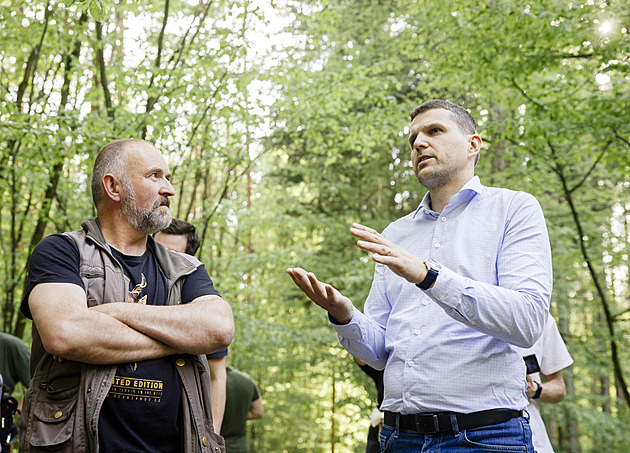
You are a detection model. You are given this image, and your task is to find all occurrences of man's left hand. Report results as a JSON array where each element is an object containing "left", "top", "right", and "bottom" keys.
[{"left": 350, "top": 223, "right": 427, "bottom": 284}]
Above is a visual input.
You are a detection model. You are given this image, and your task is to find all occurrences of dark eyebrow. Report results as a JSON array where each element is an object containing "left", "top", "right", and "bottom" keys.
[
  {"left": 409, "top": 121, "right": 447, "bottom": 144},
  {"left": 422, "top": 122, "right": 446, "bottom": 131}
]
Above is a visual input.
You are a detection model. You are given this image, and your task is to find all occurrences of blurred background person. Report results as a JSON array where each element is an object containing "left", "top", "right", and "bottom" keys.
[
  {"left": 353, "top": 356, "right": 384, "bottom": 453},
  {"left": 0, "top": 332, "right": 30, "bottom": 410},
  {"left": 220, "top": 366, "right": 263, "bottom": 453},
  {"left": 155, "top": 218, "right": 228, "bottom": 432},
  {"left": 516, "top": 313, "right": 573, "bottom": 453}
]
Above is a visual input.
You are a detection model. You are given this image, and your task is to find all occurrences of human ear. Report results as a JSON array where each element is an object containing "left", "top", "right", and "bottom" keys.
[
  {"left": 102, "top": 174, "right": 123, "bottom": 203},
  {"left": 468, "top": 134, "right": 482, "bottom": 160}
]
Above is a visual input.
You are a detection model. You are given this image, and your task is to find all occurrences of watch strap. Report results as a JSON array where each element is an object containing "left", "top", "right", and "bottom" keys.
[
  {"left": 416, "top": 261, "right": 438, "bottom": 290},
  {"left": 532, "top": 381, "right": 543, "bottom": 399}
]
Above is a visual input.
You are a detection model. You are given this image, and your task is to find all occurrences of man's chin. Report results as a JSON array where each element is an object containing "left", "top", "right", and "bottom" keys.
[
  {"left": 154, "top": 211, "right": 173, "bottom": 232},
  {"left": 138, "top": 211, "right": 172, "bottom": 235}
]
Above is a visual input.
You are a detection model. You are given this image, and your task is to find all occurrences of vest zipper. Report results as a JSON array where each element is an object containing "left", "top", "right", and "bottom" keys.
[
  {"left": 88, "top": 371, "right": 108, "bottom": 447},
  {"left": 84, "top": 233, "right": 126, "bottom": 449}
]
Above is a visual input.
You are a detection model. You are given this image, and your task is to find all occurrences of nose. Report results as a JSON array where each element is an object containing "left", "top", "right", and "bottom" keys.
[
  {"left": 413, "top": 133, "right": 429, "bottom": 151},
  {"left": 161, "top": 178, "right": 175, "bottom": 197}
]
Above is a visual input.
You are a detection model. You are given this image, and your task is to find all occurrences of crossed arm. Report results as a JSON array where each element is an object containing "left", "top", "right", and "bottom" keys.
[{"left": 29, "top": 282, "right": 234, "bottom": 364}]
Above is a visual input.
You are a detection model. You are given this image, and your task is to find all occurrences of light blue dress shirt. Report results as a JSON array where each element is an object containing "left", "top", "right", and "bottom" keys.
[{"left": 332, "top": 176, "right": 552, "bottom": 414}]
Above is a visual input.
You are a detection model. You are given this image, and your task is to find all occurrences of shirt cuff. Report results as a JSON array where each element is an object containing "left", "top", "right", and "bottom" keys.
[
  {"left": 328, "top": 307, "right": 363, "bottom": 340},
  {"left": 424, "top": 265, "right": 466, "bottom": 309}
]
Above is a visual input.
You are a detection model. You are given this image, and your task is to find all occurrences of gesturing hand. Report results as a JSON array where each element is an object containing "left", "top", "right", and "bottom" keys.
[
  {"left": 286, "top": 267, "right": 354, "bottom": 324},
  {"left": 350, "top": 223, "right": 427, "bottom": 285}
]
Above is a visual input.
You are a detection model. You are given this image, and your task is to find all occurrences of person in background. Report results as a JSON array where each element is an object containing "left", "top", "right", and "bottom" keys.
[
  {"left": 0, "top": 332, "right": 30, "bottom": 450},
  {"left": 353, "top": 356, "right": 384, "bottom": 453},
  {"left": 155, "top": 218, "right": 229, "bottom": 432},
  {"left": 220, "top": 366, "right": 263, "bottom": 453},
  {"left": 20, "top": 139, "right": 233, "bottom": 452},
  {"left": 516, "top": 313, "right": 573, "bottom": 453},
  {"left": 288, "top": 99, "right": 552, "bottom": 452},
  {"left": 0, "top": 332, "right": 30, "bottom": 410}
]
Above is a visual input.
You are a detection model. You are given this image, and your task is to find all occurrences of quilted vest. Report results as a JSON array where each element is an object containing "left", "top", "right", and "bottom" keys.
[{"left": 19, "top": 219, "right": 225, "bottom": 453}]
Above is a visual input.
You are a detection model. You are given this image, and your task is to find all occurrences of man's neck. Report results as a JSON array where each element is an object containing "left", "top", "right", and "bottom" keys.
[
  {"left": 98, "top": 214, "right": 148, "bottom": 256},
  {"left": 426, "top": 174, "right": 474, "bottom": 213}
]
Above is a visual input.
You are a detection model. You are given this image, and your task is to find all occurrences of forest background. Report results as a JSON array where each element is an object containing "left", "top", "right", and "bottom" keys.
[{"left": 1, "top": 0, "right": 629, "bottom": 451}]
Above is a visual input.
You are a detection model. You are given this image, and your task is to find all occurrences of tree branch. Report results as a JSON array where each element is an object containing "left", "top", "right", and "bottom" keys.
[
  {"left": 25, "top": 0, "right": 53, "bottom": 115},
  {"left": 95, "top": 21, "right": 114, "bottom": 120},
  {"left": 567, "top": 141, "right": 611, "bottom": 194},
  {"left": 510, "top": 77, "right": 548, "bottom": 111},
  {"left": 144, "top": 0, "right": 171, "bottom": 120},
  {"left": 547, "top": 137, "right": 630, "bottom": 410}
]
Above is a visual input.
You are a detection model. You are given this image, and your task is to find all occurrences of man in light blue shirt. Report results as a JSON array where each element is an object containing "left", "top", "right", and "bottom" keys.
[{"left": 287, "top": 99, "right": 552, "bottom": 452}]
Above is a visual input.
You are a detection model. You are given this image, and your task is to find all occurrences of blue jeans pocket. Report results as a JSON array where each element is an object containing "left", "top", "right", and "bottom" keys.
[
  {"left": 379, "top": 424, "right": 395, "bottom": 453},
  {"left": 460, "top": 418, "right": 530, "bottom": 452}
]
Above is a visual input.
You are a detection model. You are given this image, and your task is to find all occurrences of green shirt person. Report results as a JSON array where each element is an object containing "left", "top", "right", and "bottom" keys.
[
  {"left": 0, "top": 332, "right": 31, "bottom": 398},
  {"left": 220, "top": 367, "right": 263, "bottom": 453}
]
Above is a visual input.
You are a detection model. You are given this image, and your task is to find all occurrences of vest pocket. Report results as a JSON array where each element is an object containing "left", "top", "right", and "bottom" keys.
[
  {"left": 204, "top": 430, "right": 226, "bottom": 453},
  {"left": 28, "top": 394, "right": 77, "bottom": 451}
]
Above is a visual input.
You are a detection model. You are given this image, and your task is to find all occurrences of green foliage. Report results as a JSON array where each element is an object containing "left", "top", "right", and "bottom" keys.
[{"left": 1, "top": 0, "right": 629, "bottom": 451}]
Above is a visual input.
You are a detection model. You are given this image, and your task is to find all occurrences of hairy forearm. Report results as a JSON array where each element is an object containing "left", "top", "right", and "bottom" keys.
[
  {"left": 91, "top": 295, "right": 234, "bottom": 354},
  {"left": 30, "top": 283, "right": 177, "bottom": 364},
  {"left": 44, "top": 310, "right": 176, "bottom": 364}
]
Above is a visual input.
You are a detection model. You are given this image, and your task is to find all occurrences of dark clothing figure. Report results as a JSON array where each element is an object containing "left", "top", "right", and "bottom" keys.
[
  {"left": 357, "top": 361, "right": 384, "bottom": 453},
  {"left": 0, "top": 332, "right": 31, "bottom": 395},
  {"left": 220, "top": 367, "right": 263, "bottom": 453}
]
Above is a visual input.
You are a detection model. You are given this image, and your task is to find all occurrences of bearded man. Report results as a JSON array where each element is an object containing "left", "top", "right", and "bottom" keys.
[{"left": 20, "top": 139, "right": 233, "bottom": 452}]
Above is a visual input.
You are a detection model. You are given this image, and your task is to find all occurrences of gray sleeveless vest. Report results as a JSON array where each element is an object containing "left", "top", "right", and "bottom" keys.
[{"left": 20, "top": 219, "right": 224, "bottom": 452}]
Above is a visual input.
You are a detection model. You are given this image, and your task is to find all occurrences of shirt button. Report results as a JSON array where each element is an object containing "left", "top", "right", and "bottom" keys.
[
  {"left": 406, "top": 392, "right": 412, "bottom": 399},
  {"left": 439, "top": 295, "right": 445, "bottom": 301},
  {"left": 472, "top": 321, "right": 477, "bottom": 326},
  {"left": 441, "top": 217, "right": 447, "bottom": 222},
  {"left": 422, "top": 300, "right": 428, "bottom": 306},
  {"left": 408, "top": 361, "right": 414, "bottom": 367},
  {"left": 176, "top": 359, "right": 186, "bottom": 367},
  {"left": 54, "top": 411, "right": 63, "bottom": 419},
  {"left": 435, "top": 243, "right": 441, "bottom": 248},
  {"left": 414, "top": 329, "right": 421, "bottom": 335}
]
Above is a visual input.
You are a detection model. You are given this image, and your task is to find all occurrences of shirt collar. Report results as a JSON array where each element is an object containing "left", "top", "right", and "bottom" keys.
[{"left": 414, "top": 176, "right": 483, "bottom": 218}]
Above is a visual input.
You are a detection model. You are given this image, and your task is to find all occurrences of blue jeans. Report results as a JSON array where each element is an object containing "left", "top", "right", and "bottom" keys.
[{"left": 379, "top": 415, "right": 534, "bottom": 453}]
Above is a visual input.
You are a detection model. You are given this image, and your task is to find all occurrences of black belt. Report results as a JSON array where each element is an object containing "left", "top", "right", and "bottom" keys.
[{"left": 384, "top": 409, "right": 522, "bottom": 434}]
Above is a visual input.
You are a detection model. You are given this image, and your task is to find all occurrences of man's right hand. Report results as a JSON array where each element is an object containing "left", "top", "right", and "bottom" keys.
[{"left": 286, "top": 268, "right": 354, "bottom": 324}]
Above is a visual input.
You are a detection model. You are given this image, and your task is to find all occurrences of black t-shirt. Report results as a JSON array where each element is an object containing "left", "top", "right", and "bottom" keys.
[{"left": 22, "top": 234, "right": 219, "bottom": 453}]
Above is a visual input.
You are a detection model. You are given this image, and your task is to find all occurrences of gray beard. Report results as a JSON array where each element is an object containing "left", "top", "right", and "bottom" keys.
[{"left": 121, "top": 182, "right": 172, "bottom": 235}]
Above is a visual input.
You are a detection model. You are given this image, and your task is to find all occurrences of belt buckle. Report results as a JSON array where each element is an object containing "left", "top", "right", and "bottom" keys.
[{"left": 414, "top": 414, "right": 440, "bottom": 434}]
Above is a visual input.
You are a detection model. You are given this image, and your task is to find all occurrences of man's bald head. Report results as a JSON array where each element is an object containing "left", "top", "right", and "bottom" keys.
[{"left": 91, "top": 139, "right": 150, "bottom": 207}]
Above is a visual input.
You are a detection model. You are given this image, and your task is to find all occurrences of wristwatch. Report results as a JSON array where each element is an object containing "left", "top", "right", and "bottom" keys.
[
  {"left": 532, "top": 381, "right": 543, "bottom": 399},
  {"left": 416, "top": 259, "right": 440, "bottom": 290}
]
